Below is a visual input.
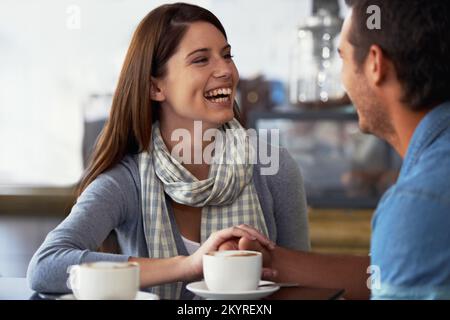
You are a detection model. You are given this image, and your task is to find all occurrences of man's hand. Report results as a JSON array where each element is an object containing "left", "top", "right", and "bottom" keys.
[
  {"left": 217, "top": 238, "right": 239, "bottom": 251},
  {"left": 184, "top": 225, "right": 275, "bottom": 281}
]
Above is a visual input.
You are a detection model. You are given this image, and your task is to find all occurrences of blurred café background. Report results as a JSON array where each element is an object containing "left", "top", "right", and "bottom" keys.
[{"left": 0, "top": 0, "right": 401, "bottom": 278}]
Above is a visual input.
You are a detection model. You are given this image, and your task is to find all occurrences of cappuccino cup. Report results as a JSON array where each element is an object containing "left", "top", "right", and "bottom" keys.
[
  {"left": 203, "top": 250, "right": 262, "bottom": 292},
  {"left": 68, "top": 261, "right": 140, "bottom": 300}
]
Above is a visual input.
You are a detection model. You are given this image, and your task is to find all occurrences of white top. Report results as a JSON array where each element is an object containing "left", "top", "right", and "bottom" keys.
[{"left": 181, "top": 236, "right": 201, "bottom": 255}]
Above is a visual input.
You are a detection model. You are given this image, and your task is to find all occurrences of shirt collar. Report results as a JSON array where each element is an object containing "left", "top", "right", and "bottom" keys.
[{"left": 401, "top": 101, "right": 450, "bottom": 175}]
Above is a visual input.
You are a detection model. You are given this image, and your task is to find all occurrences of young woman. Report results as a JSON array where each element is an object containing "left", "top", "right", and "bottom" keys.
[{"left": 27, "top": 3, "right": 310, "bottom": 299}]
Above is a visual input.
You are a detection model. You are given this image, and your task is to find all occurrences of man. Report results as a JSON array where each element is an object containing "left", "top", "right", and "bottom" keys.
[{"left": 228, "top": 0, "right": 450, "bottom": 300}]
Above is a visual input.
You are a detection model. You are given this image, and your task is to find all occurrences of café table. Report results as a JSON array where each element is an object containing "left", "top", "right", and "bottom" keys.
[{"left": 0, "top": 277, "right": 344, "bottom": 300}]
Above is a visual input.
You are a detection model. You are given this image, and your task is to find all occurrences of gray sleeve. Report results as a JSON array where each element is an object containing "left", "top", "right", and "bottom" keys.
[
  {"left": 270, "top": 148, "right": 311, "bottom": 251},
  {"left": 26, "top": 168, "right": 133, "bottom": 293}
]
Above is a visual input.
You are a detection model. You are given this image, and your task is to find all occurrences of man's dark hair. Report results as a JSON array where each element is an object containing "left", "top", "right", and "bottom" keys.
[{"left": 345, "top": 0, "right": 450, "bottom": 110}]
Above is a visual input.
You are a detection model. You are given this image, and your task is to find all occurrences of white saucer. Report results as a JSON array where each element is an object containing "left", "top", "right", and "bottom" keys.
[
  {"left": 57, "top": 291, "right": 159, "bottom": 300},
  {"left": 186, "top": 280, "right": 280, "bottom": 300}
]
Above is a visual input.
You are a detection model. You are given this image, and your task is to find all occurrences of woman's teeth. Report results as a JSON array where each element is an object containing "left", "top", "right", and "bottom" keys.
[
  {"left": 204, "top": 88, "right": 232, "bottom": 103},
  {"left": 210, "top": 96, "right": 230, "bottom": 103}
]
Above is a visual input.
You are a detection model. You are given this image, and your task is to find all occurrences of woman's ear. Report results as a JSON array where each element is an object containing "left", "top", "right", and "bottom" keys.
[{"left": 150, "top": 77, "right": 165, "bottom": 102}]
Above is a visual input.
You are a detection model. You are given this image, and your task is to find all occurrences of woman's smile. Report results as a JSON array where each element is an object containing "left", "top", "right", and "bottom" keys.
[{"left": 204, "top": 86, "right": 234, "bottom": 108}]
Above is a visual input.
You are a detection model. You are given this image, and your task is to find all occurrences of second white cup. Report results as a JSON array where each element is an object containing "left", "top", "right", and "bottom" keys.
[{"left": 68, "top": 261, "right": 140, "bottom": 300}]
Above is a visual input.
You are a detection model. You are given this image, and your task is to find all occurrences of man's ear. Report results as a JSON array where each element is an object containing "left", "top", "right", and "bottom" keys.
[
  {"left": 366, "top": 45, "right": 391, "bottom": 86},
  {"left": 150, "top": 77, "right": 165, "bottom": 102},
  {"left": 366, "top": 44, "right": 389, "bottom": 86}
]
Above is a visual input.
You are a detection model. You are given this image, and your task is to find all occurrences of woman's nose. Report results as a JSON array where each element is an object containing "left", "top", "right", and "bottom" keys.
[{"left": 213, "top": 59, "right": 232, "bottom": 79}]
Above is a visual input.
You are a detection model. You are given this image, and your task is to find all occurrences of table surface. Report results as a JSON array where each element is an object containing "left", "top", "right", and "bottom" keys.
[{"left": 0, "top": 277, "right": 344, "bottom": 300}]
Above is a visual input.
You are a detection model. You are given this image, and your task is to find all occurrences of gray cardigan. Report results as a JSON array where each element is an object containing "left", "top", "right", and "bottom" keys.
[{"left": 27, "top": 148, "right": 310, "bottom": 298}]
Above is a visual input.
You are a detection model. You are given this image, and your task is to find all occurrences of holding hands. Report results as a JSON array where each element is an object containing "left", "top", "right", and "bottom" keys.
[{"left": 184, "top": 224, "right": 277, "bottom": 281}]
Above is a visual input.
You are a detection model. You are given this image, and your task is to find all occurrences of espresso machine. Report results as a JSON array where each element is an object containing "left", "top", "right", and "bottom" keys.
[{"left": 289, "top": 0, "right": 349, "bottom": 108}]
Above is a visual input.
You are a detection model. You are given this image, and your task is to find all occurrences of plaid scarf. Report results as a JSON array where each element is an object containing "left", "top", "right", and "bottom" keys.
[{"left": 138, "top": 119, "right": 268, "bottom": 299}]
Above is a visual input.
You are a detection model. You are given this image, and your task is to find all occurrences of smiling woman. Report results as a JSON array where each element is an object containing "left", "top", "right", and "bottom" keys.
[
  {"left": 153, "top": 21, "right": 240, "bottom": 143},
  {"left": 26, "top": 2, "right": 310, "bottom": 300}
]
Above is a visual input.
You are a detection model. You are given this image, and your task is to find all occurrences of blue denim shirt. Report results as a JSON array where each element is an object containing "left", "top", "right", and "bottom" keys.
[{"left": 371, "top": 102, "right": 450, "bottom": 300}]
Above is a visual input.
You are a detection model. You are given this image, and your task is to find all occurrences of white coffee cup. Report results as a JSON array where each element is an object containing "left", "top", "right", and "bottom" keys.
[
  {"left": 68, "top": 261, "right": 140, "bottom": 300},
  {"left": 203, "top": 250, "right": 262, "bottom": 292}
]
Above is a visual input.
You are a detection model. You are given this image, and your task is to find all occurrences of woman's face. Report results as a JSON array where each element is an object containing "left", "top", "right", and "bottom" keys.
[{"left": 154, "top": 21, "right": 239, "bottom": 130}]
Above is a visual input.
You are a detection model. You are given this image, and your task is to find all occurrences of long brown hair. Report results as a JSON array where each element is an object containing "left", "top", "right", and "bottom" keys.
[{"left": 78, "top": 2, "right": 240, "bottom": 196}]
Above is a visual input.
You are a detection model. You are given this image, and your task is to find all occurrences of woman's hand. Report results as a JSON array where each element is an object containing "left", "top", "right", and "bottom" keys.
[{"left": 183, "top": 225, "right": 275, "bottom": 281}]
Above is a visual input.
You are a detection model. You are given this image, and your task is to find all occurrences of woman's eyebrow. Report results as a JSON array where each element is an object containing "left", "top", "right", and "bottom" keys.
[
  {"left": 186, "top": 48, "right": 210, "bottom": 59},
  {"left": 186, "top": 44, "right": 231, "bottom": 59}
]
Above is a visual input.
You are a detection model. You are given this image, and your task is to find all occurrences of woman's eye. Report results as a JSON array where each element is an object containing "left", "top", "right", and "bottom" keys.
[
  {"left": 224, "top": 54, "right": 234, "bottom": 60},
  {"left": 193, "top": 58, "right": 208, "bottom": 64}
]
